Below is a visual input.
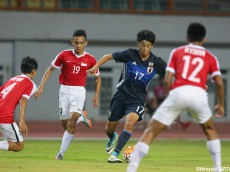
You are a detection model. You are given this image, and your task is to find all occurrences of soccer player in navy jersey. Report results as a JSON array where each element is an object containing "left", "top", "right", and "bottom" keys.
[
  {"left": 34, "top": 30, "right": 101, "bottom": 160},
  {"left": 127, "top": 23, "right": 224, "bottom": 172},
  {"left": 0, "top": 57, "right": 38, "bottom": 152},
  {"left": 88, "top": 30, "right": 167, "bottom": 163}
]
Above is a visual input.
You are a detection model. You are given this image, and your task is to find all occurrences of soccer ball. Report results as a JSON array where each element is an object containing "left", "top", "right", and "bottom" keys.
[{"left": 123, "top": 145, "right": 135, "bottom": 163}]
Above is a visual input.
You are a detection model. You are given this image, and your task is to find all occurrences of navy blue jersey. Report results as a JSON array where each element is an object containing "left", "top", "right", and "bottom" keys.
[{"left": 112, "top": 48, "right": 166, "bottom": 102}]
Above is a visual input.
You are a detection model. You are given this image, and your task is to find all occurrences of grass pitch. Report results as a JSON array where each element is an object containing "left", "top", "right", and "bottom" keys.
[{"left": 0, "top": 139, "right": 229, "bottom": 172}]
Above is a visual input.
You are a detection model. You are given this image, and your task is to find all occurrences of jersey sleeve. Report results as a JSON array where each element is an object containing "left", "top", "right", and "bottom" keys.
[
  {"left": 155, "top": 57, "right": 167, "bottom": 78},
  {"left": 209, "top": 53, "right": 221, "bottom": 78},
  {"left": 51, "top": 51, "right": 64, "bottom": 69},
  {"left": 22, "top": 82, "right": 37, "bottom": 100},
  {"left": 0, "top": 84, "right": 4, "bottom": 92},
  {"left": 166, "top": 48, "right": 177, "bottom": 74},
  {"left": 112, "top": 49, "right": 131, "bottom": 63},
  {"left": 90, "top": 56, "right": 100, "bottom": 76}
]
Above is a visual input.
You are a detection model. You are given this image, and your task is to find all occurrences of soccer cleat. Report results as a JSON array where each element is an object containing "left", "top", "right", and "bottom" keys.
[
  {"left": 106, "top": 132, "right": 118, "bottom": 154},
  {"left": 81, "top": 111, "right": 92, "bottom": 128},
  {"left": 108, "top": 155, "right": 122, "bottom": 163},
  {"left": 55, "top": 152, "right": 63, "bottom": 160}
]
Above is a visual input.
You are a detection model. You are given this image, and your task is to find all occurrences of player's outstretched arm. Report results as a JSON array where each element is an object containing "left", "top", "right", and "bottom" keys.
[
  {"left": 213, "top": 75, "right": 225, "bottom": 118},
  {"left": 88, "top": 54, "right": 113, "bottom": 75},
  {"left": 34, "top": 65, "right": 55, "bottom": 99},
  {"left": 19, "top": 97, "right": 28, "bottom": 136}
]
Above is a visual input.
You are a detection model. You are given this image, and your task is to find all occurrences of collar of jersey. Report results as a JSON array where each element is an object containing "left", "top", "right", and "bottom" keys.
[
  {"left": 72, "top": 49, "right": 86, "bottom": 58},
  {"left": 20, "top": 74, "right": 33, "bottom": 82},
  {"left": 188, "top": 43, "right": 205, "bottom": 50}
]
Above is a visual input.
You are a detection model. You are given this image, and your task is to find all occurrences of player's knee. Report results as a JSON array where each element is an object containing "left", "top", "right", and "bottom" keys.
[
  {"left": 14, "top": 142, "right": 24, "bottom": 152},
  {"left": 67, "top": 118, "right": 77, "bottom": 133},
  {"left": 124, "top": 122, "right": 135, "bottom": 132},
  {"left": 68, "top": 118, "right": 76, "bottom": 127}
]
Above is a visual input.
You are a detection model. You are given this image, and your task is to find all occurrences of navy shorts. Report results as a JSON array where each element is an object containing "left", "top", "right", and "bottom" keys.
[{"left": 108, "top": 91, "right": 145, "bottom": 122}]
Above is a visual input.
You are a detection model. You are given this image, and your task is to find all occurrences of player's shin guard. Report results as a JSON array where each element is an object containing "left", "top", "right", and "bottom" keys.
[
  {"left": 0, "top": 140, "right": 9, "bottom": 150},
  {"left": 60, "top": 131, "right": 74, "bottom": 156},
  {"left": 126, "top": 141, "right": 149, "bottom": 172},
  {"left": 207, "top": 139, "right": 222, "bottom": 171},
  {"left": 113, "top": 130, "right": 132, "bottom": 155}
]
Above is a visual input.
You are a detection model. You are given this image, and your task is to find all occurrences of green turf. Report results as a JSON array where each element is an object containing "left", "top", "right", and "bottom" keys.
[{"left": 0, "top": 139, "right": 229, "bottom": 172}]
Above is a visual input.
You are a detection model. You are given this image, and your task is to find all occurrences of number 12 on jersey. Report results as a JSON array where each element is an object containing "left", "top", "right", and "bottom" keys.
[{"left": 182, "top": 55, "right": 204, "bottom": 83}]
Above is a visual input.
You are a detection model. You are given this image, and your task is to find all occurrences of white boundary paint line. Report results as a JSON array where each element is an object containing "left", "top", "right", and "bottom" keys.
[{"left": 24, "top": 137, "right": 230, "bottom": 141}]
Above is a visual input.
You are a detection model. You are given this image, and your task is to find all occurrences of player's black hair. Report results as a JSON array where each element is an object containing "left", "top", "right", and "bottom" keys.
[
  {"left": 21, "top": 56, "right": 38, "bottom": 74},
  {"left": 187, "top": 23, "right": 206, "bottom": 42},
  {"left": 73, "top": 29, "right": 87, "bottom": 40},
  {"left": 137, "top": 30, "right": 155, "bottom": 45}
]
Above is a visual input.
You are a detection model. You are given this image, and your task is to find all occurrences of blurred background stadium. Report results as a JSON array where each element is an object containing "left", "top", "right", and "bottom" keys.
[{"left": 0, "top": 0, "right": 230, "bottom": 138}]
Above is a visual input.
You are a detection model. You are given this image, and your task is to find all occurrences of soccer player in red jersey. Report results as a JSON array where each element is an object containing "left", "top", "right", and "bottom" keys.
[
  {"left": 127, "top": 23, "right": 225, "bottom": 172},
  {"left": 34, "top": 29, "right": 101, "bottom": 160},
  {"left": 0, "top": 56, "right": 38, "bottom": 152}
]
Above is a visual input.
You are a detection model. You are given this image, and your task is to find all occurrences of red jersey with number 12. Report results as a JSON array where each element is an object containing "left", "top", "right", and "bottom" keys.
[
  {"left": 166, "top": 44, "right": 221, "bottom": 90},
  {"left": 52, "top": 49, "right": 99, "bottom": 86},
  {"left": 0, "top": 75, "right": 37, "bottom": 123}
]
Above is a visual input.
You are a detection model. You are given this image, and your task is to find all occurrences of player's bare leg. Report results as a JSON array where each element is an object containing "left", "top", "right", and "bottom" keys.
[
  {"left": 127, "top": 119, "right": 167, "bottom": 172},
  {"left": 105, "top": 121, "right": 119, "bottom": 155},
  {"left": 0, "top": 140, "right": 24, "bottom": 152},
  {"left": 109, "top": 112, "right": 139, "bottom": 162},
  {"left": 8, "top": 141, "right": 24, "bottom": 152},
  {"left": 55, "top": 112, "right": 80, "bottom": 160},
  {"left": 61, "top": 119, "right": 68, "bottom": 130},
  {"left": 141, "top": 119, "right": 168, "bottom": 144},
  {"left": 76, "top": 111, "right": 92, "bottom": 128},
  {"left": 200, "top": 118, "right": 218, "bottom": 140},
  {"left": 67, "top": 112, "right": 80, "bottom": 134},
  {"left": 61, "top": 112, "right": 92, "bottom": 129},
  {"left": 200, "top": 118, "right": 222, "bottom": 171},
  {"left": 124, "top": 113, "right": 139, "bottom": 133}
]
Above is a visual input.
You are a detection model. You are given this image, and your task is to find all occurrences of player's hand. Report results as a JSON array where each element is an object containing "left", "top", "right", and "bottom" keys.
[
  {"left": 87, "top": 67, "right": 98, "bottom": 76},
  {"left": 34, "top": 88, "right": 43, "bottom": 100},
  {"left": 19, "top": 121, "right": 28, "bottom": 136},
  {"left": 92, "top": 97, "right": 99, "bottom": 108},
  {"left": 214, "top": 104, "right": 225, "bottom": 118}
]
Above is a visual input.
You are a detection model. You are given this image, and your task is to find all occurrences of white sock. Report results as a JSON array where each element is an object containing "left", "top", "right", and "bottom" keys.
[
  {"left": 76, "top": 116, "right": 83, "bottom": 124},
  {"left": 0, "top": 140, "right": 9, "bottom": 150},
  {"left": 60, "top": 131, "right": 74, "bottom": 156},
  {"left": 207, "top": 139, "right": 222, "bottom": 171},
  {"left": 126, "top": 141, "right": 150, "bottom": 172}
]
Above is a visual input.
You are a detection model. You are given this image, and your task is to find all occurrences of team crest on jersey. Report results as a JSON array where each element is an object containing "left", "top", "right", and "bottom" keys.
[
  {"left": 132, "top": 61, "right": 137, "bottom": 65},
  {"left": 81, "top": 62, "right": 87, "bottom": 66},
  {"left": 147, "top": 66, "right": 153, "bottom": 74},
  {"left": 149, "top": 62, "right": 154, "bottom": 66}
]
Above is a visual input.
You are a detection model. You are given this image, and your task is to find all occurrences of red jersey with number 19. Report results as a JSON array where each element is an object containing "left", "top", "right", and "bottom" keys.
[
  {"left": 166, "top": 44, "right": 221, "bottom": 90},
  {"left": 0, "top": 75, "right": 37, "bottom": 123},
  {"left": 52, "top": 49, "right": 99, "bottom": 86}
]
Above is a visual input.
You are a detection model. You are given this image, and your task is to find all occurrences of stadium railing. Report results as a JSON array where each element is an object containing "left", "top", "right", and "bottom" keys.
[{"left": 0, "top": 0, "right": 230, "bottom": 16}]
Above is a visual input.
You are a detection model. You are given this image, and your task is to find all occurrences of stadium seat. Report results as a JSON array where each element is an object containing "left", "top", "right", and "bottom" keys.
[
  {"left": 10, "top": 0, "right": 17, "bottom": 7},
  {"left": 26, "top": 0, "right": 41, "bottom": 8},
  {"left": 0, "top": 0, "right": 17, "bottom": 8},
  {"left": 43, "top": 0, "right": 56, "bottom": 9},
  {"left": 0, "top": 0, "right": 8, "bottom": 7}
]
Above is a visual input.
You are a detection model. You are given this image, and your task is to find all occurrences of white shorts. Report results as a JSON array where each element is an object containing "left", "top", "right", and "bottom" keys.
[
  {"left": 153, "top": 85, "right": 212, "bottom": 126},
  {"left": 0, "top": 122, "right": 23, "bottom": 142},
  {"left": 59, "top": 85, "right": 86, "bottom": 120}
]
